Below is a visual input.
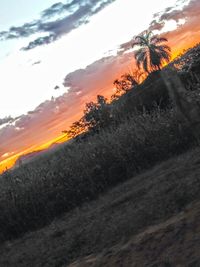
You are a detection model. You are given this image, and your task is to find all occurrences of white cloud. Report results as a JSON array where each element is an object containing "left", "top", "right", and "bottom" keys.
[{"left": 1, "top": 152, "right": 14, "bottom": 158}]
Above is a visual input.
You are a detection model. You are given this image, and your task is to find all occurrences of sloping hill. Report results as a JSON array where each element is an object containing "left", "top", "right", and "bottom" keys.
[
  {"left": 69, "top": 201, "right": 200, "bottom": 267},
  {"left": 1, "top": 146, "right": 200, "bottom": 267}
]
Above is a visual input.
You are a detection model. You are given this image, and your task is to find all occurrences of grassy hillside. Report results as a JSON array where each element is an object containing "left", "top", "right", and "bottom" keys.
[
  {"left": 0, "top": 107, "right": 196, "bottom": 242},
  {"left": 0, "top": 44, "right": 200, "bottom": 244},
  {"left": 1, "top": 147, "right": 200, "bottom": 267}
]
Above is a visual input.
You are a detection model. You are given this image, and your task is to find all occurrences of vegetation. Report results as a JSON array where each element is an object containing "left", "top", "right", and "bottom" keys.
[
  {"left": 111, "top": 69, "right": 145, "bottom": 100},
  {"left": 63, "top": 95, "right": 111, "bottom": 138}
]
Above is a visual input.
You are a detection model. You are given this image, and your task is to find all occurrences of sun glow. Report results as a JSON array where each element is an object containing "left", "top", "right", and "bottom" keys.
[{"left": 0, "top": 133, "right": 69, "bottom": 174}]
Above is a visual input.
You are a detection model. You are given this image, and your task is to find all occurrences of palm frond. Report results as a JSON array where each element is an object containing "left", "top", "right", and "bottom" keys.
[
  {"left": 159, "top": 50, "right": 171, "bottom": 62},
  {"left": 132, "top": 40, "right": 143, "bottom": 47},
  {"left": 151, "top": 36, "right": 168, "bottom": 44},
  {"left": 150, "top": 49, "right": 162, "bottom": 69},
  {"left": 156, "top": 46, "right": 171, "bottom": 57},
  {"left": 136, "top": 51, "right": 146, "bottom": 69},
  {"left": 143, "top": 55, "right": 149, "bottom": 73},
  {"left": 156, "top": 44, "right": 171, "bottom": 52},
  {"left": 135, "top": 35, "right": 147, "bottom": 45},
  {"left": 146, "top": 31, "right": 153, "bottom": 42},
  {"left": 134, "top": 48, "right": 145, "bottom": 58}
]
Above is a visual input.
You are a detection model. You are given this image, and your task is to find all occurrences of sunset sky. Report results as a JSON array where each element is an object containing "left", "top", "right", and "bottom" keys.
[{"left": 0, "top": 0, "right": 200, "bottom": 172}]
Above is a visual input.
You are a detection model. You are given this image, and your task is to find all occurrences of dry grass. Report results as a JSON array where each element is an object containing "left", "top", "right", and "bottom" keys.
[{"left": 0, "top": 107, "right": 196, "bottom": 242}]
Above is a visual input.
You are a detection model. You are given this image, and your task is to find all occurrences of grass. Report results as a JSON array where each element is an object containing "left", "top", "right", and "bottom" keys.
[{"left": 0, "top": 106, "right": 196, "bottom": 242}]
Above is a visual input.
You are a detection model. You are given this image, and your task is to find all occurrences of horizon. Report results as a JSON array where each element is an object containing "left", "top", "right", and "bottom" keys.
[{"left": 0, "top": 0, "right": 200, "bottom": 172}]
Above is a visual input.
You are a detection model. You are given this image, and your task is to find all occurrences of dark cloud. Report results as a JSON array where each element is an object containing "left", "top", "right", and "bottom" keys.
[
  {"left": 149, "top": 20, "right": 165, "bottom": 32},
  {"left": 0, "top": 0, "right": 116, "bottom": 50},
  {"left": 0, "top": 116, "right": 14, "bottom": 126},
  {"left": 41, "top": 0, "right": 85, "bottom": 19},
  {"left": 155, "top": 0, "right": 199, "bottom": 26},
  {"left": 159, "top": 9, "right": 184, "bottom": 22},
  {"left": 0, "top": 21, "right": 39, "bottom": 40},
  {"left": 41, "top": 2, "right": 68, "bottom": 18},
  {"left": 22, "top": 35, "right": 55, "bottom": 51},
  {"left": 32, "top": 60, "right": 41, "bottom": 66}
]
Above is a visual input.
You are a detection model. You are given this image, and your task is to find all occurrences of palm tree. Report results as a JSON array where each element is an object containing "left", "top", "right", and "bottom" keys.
[{"left": 132, "top": 31, "right": 171, "bottom": 73}]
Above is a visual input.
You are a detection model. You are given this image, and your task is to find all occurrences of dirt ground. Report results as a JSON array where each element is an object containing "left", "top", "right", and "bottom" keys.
[{"left": 69, "top": 201, "right": 200, "bottom": 267}]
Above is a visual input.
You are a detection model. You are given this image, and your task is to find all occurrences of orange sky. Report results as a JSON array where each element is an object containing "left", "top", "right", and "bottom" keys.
[{"left": 0, "top": 0, "right": 200, "bottom": 174}]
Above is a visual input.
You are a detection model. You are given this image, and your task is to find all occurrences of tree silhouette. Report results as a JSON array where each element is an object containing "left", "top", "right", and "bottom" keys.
[
  {"left": 63, "top": 95, "right": 111, "bottom": 138},
  {"left": 62, "top": 119, "right": 85, "bottom": 138},
  {"left": 84, "top": 95, "right": 111, "bottom": 131},
  {"left": 132, "top": 31, "right": 171, "bottom": 73},
  {"left": 111, "top": 70, "right": 144, "bottom": 101}
]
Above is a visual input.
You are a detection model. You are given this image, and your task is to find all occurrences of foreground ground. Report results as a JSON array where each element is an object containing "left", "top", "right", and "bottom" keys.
[
  {"left": 1, "top": 147, "right": 200, "bottom": 267},
  {"left": 70, "top": 200, "right": 200, "bottom": 267}
]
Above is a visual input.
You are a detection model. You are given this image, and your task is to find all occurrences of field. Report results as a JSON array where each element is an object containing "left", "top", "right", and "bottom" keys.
[{"left": 1, "top": 147, "right": 200, "bottom": 266}]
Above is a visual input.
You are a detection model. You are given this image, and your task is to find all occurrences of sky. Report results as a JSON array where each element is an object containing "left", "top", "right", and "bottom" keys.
[{"left": 0, "top": 0, "right": 200, "bottom": 172}]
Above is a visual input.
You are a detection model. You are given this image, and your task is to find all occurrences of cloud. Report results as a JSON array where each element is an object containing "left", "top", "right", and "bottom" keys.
[
  {"left": 0, "top": 0, "right": 117, "bottom": 50},
  {"left": 0, "top": 21, "right": 39, "bottom": 39},
  {"left": 150, "top": 0, "right": 199, "bottom": 30},
  {"left": 162, "top": 0, "right": 199, "bottom": 22},
  {"left": 22, "top": 35, "right": 55, "bottom": 50},
  {"left": 1, "top": 152, "right": 15, "bottom": 159},
  {"left": 149, "top": 20, "right": 165, "bottom": 32},
  {"left": 63, "top": 52, "right": 135, "bottom": 99},
  {"left": 0, "top": 116, "right": 14, "bottom": 126}
]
